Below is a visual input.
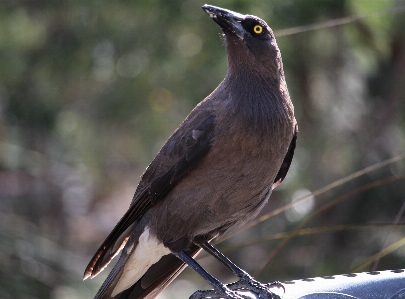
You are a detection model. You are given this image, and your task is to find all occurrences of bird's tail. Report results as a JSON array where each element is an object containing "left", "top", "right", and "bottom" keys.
[
  {"left": 111, "top": 244, "right": 201, "bottom": 299},
  {"left": 93, "top": 243, "right": 201, "bottom": 299}
]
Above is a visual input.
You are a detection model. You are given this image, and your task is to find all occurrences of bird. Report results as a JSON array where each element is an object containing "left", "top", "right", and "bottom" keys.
[{"left": 84, "top": 4, "right": 297, "bottom": 299}]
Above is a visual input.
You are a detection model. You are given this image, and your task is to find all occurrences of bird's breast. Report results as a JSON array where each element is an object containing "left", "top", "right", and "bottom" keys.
[{"left": 151, "top": 92, "right": 295, "bottom": 248}]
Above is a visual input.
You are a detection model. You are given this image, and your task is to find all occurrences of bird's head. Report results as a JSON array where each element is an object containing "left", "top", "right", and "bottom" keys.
[{"left": 202, "top": 4, "right": 282, "bottom": 81}]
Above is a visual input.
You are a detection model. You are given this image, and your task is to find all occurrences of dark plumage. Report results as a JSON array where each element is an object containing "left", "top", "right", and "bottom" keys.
[{"left": 84, "top": 4, "right": 297, "bottom": 299}]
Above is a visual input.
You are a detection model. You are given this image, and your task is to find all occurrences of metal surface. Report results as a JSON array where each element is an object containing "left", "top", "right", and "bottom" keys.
[
  {"left": 282, "top": 269, "right": 405, "bottom": 299},
  {"left": 231, "top": 269, "right": 405, "bottom": 299}
]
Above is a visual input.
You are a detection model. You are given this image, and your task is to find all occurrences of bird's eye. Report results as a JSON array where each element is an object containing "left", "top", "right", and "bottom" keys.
[{"left": 253, "top": 25, "right": 263, "bottom": 35}]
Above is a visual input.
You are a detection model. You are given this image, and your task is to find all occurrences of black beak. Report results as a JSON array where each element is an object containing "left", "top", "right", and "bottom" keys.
[{"left": 202, "top": 4, "right": 245, "bottom": 39}]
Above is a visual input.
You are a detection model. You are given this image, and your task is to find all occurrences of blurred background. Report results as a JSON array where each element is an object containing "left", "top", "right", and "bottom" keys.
[{"left": 1, "top": 0, "right": 405, "bottom": 298}]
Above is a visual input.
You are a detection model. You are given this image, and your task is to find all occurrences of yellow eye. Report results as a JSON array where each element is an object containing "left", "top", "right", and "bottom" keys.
[{"left": 253, "top": 25, "right": 263, "bottom": 35}]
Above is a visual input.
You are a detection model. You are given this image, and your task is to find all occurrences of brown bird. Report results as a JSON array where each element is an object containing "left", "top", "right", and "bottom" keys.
[{"left": 84, "top": 4, "right": 297, "bottom": 299}]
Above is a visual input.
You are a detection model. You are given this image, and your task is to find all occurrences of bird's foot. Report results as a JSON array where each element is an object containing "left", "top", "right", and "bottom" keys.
[
  {"left": 226, "top": 276, "right": 284, "bottom": 299},
  {"left": 188, "top": 279, "right": 284, "bottom": 299},
  {"left": 189, "top": 284, "right": 247, "bottom": 299}
]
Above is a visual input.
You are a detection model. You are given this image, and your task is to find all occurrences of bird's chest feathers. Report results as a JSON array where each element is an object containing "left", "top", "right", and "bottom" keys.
[
  {"left": 211, "top": 118, "right": 280, "bottom": 181},
  {"left": 215, "top": 97, "right": 291, "bottom": 154},
  {"left": 209, "top": 87, "right": 294, "bottom": 184}
]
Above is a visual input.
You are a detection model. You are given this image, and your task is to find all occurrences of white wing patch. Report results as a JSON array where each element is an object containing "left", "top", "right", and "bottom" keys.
[{"left": 111, "top": 226, "right": 171, "bottom": 296}]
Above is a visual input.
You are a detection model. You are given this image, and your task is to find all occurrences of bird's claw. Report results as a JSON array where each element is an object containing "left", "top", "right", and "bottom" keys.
[
  {"left": 189, "top": 286, "right": 247, "bottom": 299},
  {"left": 189, "top": 279, "right": 283, "bottom": 299},
  {"left": 226, "top": 276, "right": 283, "bottom": 299}
]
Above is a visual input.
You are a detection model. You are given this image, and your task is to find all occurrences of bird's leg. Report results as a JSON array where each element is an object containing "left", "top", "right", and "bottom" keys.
[
  {"left": 175, "top": 251, "right": 246, "bottom": 299},
  {"left": 201, "top": 242, "right": 284, "bottom": 299}
]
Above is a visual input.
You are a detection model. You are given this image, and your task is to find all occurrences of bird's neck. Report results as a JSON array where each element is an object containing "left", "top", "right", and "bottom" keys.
[{"left": 219, "top": 68, "right": 294, "bottom": 137}]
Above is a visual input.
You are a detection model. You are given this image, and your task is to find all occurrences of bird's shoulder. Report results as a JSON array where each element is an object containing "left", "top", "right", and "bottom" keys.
[{"left": 131, "top": 99, "right": 216, "bottom": 203}]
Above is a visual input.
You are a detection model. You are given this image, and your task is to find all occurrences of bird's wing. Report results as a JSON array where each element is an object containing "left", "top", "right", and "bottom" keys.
[
  {"left": 272, "top": 123, "right": 298, "bottom": 189},
  {"left": 83, "top": 108, "right": 216, "bottom": 280}
]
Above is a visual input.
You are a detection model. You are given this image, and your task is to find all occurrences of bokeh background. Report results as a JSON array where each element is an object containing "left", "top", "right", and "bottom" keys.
[{"left": 1, "top": 0, "right": 405, "bottom": 298}]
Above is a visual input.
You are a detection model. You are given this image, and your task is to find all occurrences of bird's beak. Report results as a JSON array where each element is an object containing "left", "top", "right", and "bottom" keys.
[{"left": 202, "top": 4, "right": 245, "bottom": 39}]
